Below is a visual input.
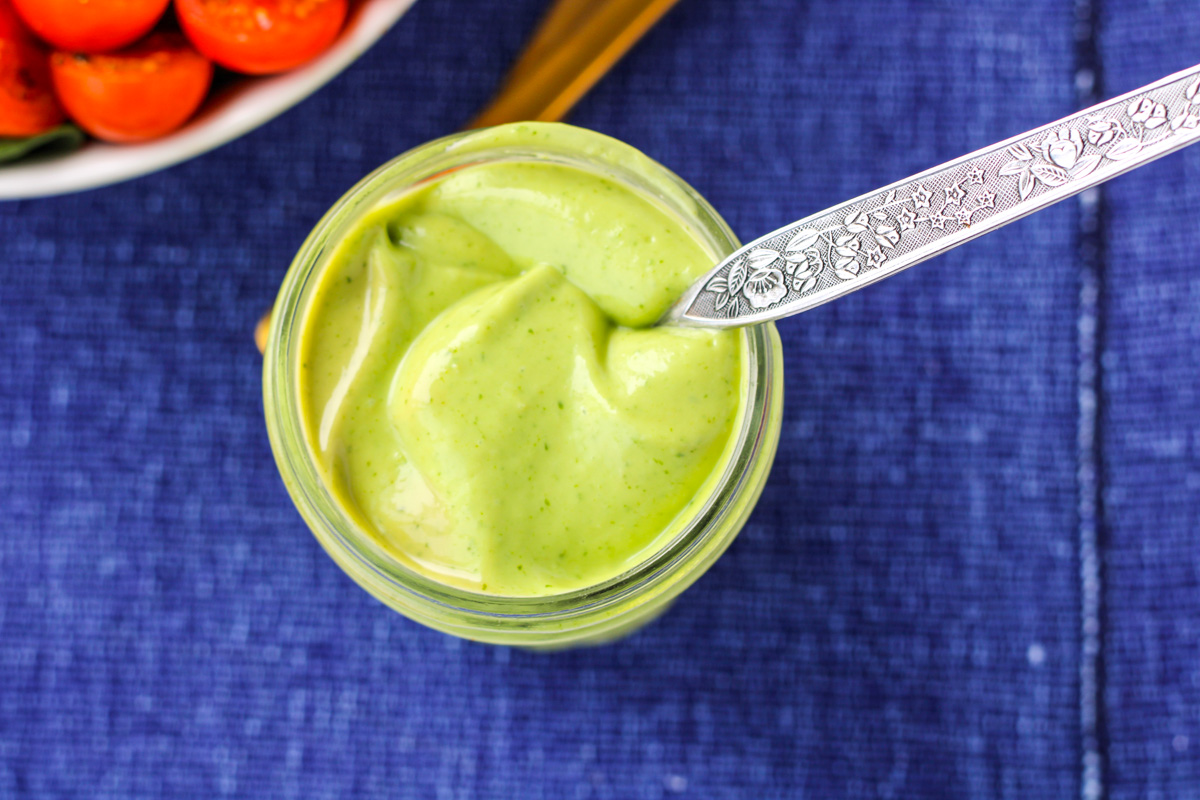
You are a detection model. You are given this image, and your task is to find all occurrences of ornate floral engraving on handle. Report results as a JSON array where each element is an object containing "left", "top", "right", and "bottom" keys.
[{"left": 673, "top": 65, "right": 1200, "bottom": 326}]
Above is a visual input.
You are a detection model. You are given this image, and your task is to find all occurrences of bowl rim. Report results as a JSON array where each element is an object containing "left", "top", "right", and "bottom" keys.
[{"left": 0, "top": 0, "right": 419, "bottom": 200}]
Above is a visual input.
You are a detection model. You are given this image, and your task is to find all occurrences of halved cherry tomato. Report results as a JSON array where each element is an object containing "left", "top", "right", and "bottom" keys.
[
  {"left": 174, "top": 0, "right": 348, "bottom": 75},
  {"left": 0, "top": 36, "right": 65, "bottom": 137},
  {"left": 49, "top": 33, "right": 213, "bottom": 143},
  {"left": 0, "top": 0, "right": 31, "bottom": 41},
  {"left": 11, "top": 0, "right": 169, "bottom": 53}
]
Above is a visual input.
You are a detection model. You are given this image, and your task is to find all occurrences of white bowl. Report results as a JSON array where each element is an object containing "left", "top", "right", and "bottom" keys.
[{"left": 0, "top": 0, "right": 418, "bottom": 200}]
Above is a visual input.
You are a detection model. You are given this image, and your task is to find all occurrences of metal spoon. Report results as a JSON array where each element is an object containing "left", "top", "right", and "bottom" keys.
[{"left": 662, "top": 63, "right": 1200, "bottom": 328}]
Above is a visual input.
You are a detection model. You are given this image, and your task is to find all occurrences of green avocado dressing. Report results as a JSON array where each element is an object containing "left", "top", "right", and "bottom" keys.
[{"left": 299, "top": 133, "right": 743, "bottom": 596}]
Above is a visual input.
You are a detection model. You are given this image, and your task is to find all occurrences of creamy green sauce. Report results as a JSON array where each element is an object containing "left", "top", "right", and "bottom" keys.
[{"left": 299, "top": 128, "right": 743, "bottom": 596}]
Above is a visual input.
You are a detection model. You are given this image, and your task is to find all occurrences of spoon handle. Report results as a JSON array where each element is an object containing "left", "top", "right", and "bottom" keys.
[{"left": 665, "top": 63, "right": 1200, "bottom": 328}]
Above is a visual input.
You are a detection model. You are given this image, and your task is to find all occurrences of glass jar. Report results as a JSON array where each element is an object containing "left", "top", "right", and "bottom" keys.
[{"left": 263, "top": 124, "right": 784, "bottom": 647}]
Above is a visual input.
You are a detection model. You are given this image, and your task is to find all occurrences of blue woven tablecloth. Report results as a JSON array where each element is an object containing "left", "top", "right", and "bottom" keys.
[{"left": 2, "top": 0, "right": 1198, "bottom": 797}]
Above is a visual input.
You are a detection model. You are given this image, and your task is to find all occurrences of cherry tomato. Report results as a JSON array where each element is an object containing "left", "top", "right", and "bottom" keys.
[
  {"left": 0, "top": 36, "right": 65, "bottom": 137},
  {"left": 174, "top": 0, "right": 348, "bottom": 75},
  {"left": 11, "top": 0, "right": 169, "bottom": 53},
  {"left": 0, "top": 0, "right": 31, "bottom": 41},
  {"left": 50, "top": 33, "right": 213, "bottom": 143}
]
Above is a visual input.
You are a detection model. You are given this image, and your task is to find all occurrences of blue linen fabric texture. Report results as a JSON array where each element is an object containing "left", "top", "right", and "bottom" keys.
[{"left": 0, "top": 0, "right": 1196, "bottom": 797}]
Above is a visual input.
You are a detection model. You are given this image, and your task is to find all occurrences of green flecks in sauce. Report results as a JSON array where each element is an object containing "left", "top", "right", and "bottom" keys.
[{"left": 299, "top": 139, "right": 742, "bottom": 597}]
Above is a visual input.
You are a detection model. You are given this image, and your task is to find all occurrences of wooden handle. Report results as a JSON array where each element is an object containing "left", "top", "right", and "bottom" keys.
[{"left": 467, "top": 0, "right": 683, "bottom": 129}]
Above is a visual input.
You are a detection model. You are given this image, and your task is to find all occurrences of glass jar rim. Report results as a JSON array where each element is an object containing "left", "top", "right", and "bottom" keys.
[{"left": 263, "top": 123, "right": 780, "bottom": 634}]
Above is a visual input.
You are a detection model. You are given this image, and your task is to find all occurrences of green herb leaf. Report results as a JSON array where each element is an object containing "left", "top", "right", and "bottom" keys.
[{"left": 0, "top": 125, "right": 86, "bottom": 165}]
